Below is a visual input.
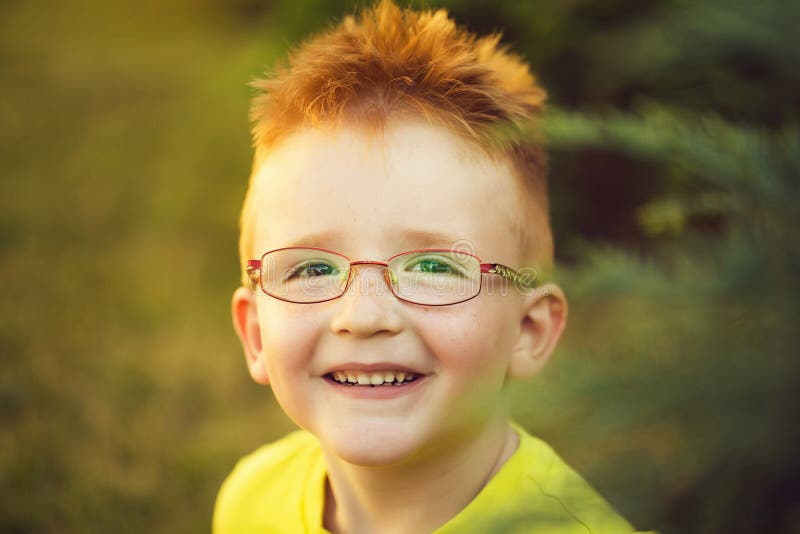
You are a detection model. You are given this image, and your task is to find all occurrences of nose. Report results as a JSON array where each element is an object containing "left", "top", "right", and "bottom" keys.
[{"left": 328, "top": 263, "right": 403, "bottom": 337}]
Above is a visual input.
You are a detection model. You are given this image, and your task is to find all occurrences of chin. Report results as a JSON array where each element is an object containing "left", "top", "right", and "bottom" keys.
[
  {"left": 336, "top": 446, "right": 412, "bottom": 467},
  {"left": 321, "top": 422, "right": 428, "bottom": 467}
]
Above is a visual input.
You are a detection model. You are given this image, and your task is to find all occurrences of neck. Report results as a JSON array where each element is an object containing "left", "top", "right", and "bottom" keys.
[{"left": 321, "top": 418, "right": 519, "bottom": 534}]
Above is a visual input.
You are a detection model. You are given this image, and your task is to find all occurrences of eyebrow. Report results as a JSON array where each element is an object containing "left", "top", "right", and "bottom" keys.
[
  {"left": 289, "top": 229, "right": 464, "bottom": 250},
  {"left": 397, "top": 229, "right": 465, "bottom": 248}
]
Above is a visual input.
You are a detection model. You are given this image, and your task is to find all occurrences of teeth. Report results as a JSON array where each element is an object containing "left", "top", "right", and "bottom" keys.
[{"left": 328, "top": 370, "right": 419, "bottom": 386}]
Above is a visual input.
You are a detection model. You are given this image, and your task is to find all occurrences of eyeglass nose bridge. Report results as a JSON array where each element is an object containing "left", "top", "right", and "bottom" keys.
[{"left": 342, "top": 260, "right": 398, "bottom": 296}]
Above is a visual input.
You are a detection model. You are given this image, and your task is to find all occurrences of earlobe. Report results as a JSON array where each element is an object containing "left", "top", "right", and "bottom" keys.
[
  {"left": 508, "top": 283, "right": 568, "bottom": 379},
  {"left": 231, "top": 286, "right": 270, "bottom": 386}
]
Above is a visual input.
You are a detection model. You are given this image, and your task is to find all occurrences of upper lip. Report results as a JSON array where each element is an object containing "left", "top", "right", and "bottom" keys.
[{"left": 322, "top": 362, "right": 428, "bottom": 376}]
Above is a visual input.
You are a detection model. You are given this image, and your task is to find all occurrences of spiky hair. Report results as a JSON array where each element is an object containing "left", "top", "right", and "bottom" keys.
[{"left": 240, "top": 0, "right": 552, "bottom": 281}]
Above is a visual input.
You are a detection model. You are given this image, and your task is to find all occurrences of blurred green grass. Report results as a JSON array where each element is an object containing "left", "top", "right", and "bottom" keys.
[{"left": 2, "top": 1, "right": 798, "bottom": 532}]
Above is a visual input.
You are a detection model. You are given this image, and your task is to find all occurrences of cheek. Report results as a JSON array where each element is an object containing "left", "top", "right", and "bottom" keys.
[
  {"left": 257, "top": 303, "right": 322, "bottom": 377},
  {"left": 424, "top": 301, "right": 513, "bottom": 377}
]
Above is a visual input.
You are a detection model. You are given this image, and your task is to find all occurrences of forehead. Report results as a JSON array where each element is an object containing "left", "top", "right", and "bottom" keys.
[{"left": 249, "top": 119, "right": 523, "bottom": 261}]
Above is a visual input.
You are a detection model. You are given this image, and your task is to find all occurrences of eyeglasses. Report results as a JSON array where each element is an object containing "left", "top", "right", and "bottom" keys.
[{"left": 246, "top": 246, "right": 540, "bottom": 306}]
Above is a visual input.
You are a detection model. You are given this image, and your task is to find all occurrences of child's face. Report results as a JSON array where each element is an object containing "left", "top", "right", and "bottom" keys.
[{"left": 234, "top": 119, "right": 561, "bottom": 465}]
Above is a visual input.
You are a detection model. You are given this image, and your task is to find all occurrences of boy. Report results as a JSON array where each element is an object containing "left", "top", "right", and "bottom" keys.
[{"left": 216, "top": 1, "right": 638, "bottom": 532}]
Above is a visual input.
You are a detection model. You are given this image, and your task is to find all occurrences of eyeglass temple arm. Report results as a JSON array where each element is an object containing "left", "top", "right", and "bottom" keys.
[
  {"left": 480, "top": 263, "right": 539, "bottom": 289},
  {"left": 246, "top": 260, "right": 262, "bottom": 291}
]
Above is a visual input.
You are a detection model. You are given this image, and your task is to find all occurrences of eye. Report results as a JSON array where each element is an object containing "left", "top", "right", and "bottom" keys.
[
  {"left": 406, "top": 255, "right": 466, "bottom": 276},
  {"left": 287, "top": 261, "right": 340, "bottom": 279}
]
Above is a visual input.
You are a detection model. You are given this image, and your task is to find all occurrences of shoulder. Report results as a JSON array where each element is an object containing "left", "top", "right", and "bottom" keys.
[
  {"left": 221, "top": 427, "right": 320, "bottom": 481},
  {"left": 212, "top": 429, "right": 322, "bottom": 534},
  {"left": 510, "top": 420, "right": 637, "bottom": 533},
  {"left": 437, "top": 421, "right": 640, "bottom": 534}
]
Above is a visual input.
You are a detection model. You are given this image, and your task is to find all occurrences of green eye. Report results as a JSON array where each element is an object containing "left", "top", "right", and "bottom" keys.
[
  {"left": 416, "top": 259, "right": 452, "bottom": 273},
  {"left": 288, "top": 261, "right": 339, "bottom": 279},
  {"left": 407, "top": 256, "right": 465, "bottom": 276}
]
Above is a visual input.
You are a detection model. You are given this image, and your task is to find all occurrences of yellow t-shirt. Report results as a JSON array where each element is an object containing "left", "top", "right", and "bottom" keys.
[{"left": 213, "top": 421, "right": 639, "bottom": 533}]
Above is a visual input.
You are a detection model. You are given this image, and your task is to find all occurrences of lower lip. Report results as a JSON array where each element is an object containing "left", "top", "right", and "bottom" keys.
[{"left": 323, "top": 375, "right": 428, "bottom": 399}]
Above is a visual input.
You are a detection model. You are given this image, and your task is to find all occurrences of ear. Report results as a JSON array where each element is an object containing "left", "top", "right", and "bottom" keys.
[
  {"left": 508, "top": 283, "right": 568, "bottom": 379},
  {"left": 231, "top": 286, "right": 270, "bottom": 385}
]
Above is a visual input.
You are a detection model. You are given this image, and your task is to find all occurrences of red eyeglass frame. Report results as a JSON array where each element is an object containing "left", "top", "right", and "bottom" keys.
[{"left": 245, "top": 246, "right": 539, "bottom": 306}]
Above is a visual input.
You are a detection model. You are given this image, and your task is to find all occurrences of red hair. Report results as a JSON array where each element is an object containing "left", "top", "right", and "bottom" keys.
[{"left": 240, "top": 0, "right": 552, "bottom": 283}]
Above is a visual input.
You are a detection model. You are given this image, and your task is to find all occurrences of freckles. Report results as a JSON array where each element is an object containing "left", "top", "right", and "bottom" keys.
[
  {"left": 438, "top": 313, "right": 487, "bottom": 365},
  {"left": 430, "top": 309, "right": 465, "bottom": 336}
]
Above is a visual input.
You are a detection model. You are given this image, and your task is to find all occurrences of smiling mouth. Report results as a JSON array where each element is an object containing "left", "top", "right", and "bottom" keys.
[{"left": 324, "top": 370, "right": 421, "bottom": 387}]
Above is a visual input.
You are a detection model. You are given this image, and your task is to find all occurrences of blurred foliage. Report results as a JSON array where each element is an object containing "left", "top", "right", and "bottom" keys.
[
  {"left": 1, "top": 0, "right": 797, "bottom": 533},
  {"left": 510, "top": 107, "right": 800, "bottom": 533}
]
